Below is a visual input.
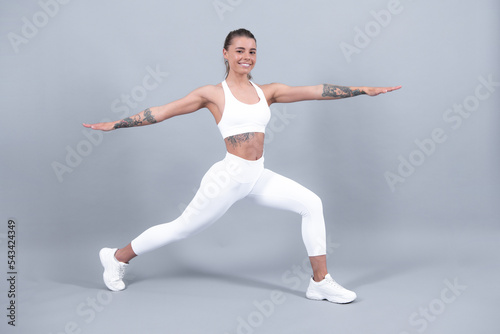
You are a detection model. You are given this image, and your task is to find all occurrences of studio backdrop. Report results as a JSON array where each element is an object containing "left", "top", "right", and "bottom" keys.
[{"left": 0, "top": 0, "right": 498, "bottom": 333}]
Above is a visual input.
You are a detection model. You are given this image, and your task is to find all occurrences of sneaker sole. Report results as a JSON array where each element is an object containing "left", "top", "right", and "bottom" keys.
[{"left": 306, "top": 291, "right": 356, "bottom": 304}]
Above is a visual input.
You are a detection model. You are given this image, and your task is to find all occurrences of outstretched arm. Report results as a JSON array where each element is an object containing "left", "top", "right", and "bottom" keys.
[
  {"left": 83, "top": 86, "right": 212, "bottom": 131},
  {"left": 321, "top": 84, "right": 401, "bottom": 98},
  {"left": 266, "top": 83, "right": 402, "bottom": 104}
]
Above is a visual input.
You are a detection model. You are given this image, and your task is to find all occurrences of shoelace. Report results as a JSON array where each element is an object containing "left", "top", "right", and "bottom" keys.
[
  {"left": 111, "top": 263, "right": 126, "bottom": 282},
  {"left": 324, "top": 277, "right": 342, "bottom": 289},
  {"left": 117, "top": 264, "right": 126, "bottom": 279}
]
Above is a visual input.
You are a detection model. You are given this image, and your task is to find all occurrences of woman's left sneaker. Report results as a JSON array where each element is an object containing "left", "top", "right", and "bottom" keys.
[{"left": 306, "top": 273, "right": 356, "bottom": 303}]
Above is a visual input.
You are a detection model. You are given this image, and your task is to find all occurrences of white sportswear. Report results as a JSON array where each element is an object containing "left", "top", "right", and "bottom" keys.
[
  {"left": 131, "top": 152, "right": 327, "bottom": 256},
  {"left": 217, "top": 80, "right": 271, "bottom": 139},
  {"left": 129, "top": 81, "right": 327, "bottom": 256}
]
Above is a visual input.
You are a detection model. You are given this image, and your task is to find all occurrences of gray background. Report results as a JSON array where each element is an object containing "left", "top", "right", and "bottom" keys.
[{"left": 1, "top": 0, "right": 499, "bottom": 333}]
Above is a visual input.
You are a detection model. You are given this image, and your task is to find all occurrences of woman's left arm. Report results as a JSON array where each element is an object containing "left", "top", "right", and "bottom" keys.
[{"left": 265, "top": 83, "right": 402, "bottom": 104}]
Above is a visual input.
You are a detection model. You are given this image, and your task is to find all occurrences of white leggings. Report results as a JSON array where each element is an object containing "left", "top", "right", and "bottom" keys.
[{"left": 131, "top": 152, "right": 327, "bottom": 256}]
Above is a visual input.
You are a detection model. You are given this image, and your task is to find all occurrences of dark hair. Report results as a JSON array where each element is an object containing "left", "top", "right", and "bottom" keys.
[{"left": 223, "top": 28, "right": 256, "bottom": 79}]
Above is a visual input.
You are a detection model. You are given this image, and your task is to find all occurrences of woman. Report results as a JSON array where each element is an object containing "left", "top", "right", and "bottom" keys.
[{"left": 83, "top": 28, "right": 401, "bottom": 303}]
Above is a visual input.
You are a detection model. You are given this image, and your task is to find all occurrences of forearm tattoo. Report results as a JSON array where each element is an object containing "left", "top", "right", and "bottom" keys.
[
  {"left": 226, "top": 132, "right": 255, "bottom": 148},
  {"left": 143, "top": 108, "right": 157, "bottom": 124},
  {"left": 113, "top": 108, "right": 157, "bottom": 129},
  {"left": 322, "top": 84, "right": 365, "bottom": 98}
]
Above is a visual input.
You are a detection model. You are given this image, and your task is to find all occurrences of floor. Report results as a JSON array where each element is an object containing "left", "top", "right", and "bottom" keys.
[{"left": 2, "top": 224, "right": 498, "bottom": 334}]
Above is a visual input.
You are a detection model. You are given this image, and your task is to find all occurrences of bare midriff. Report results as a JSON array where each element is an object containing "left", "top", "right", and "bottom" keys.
[{"left": 224, "top": 132, "right": 265, "bottom": 160}]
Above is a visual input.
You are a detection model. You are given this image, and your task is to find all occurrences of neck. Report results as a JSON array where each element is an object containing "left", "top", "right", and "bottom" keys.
[{"left": 226, "top": 72, "right": 251, "bottom": 86}]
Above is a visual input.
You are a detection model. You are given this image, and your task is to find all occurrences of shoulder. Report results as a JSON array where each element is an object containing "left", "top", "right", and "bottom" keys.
[
  {"left": 254, "top": 82, "right": 287, "bottom": 93},
  {"left": 192, "top": 83, "right": 223, "bottom": 94},
  {"left": 253, "top": 82, "right": 289, "bottom": 103},
  {"left": 254, "top": 82, "right": 286, "bottom": 90},
  {"left": 254, "top": 82, "right": 321, "bottom": 104},
  {"left": 188, "top": 83, "right": 223, "bottom": 101}
]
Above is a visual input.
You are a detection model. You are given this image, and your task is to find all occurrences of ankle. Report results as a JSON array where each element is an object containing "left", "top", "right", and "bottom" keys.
[
  {"left": 114, "top": 249, "right": 129, "bottom": 264},
  {"left": 313, "top": 273, "right": 327, "bottom": 282}
]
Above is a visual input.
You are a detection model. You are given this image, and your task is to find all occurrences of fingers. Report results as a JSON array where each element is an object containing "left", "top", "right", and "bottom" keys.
[
  {"left": 384, "top": 85, "right": 402, "bottom": 93},
  {"left": 376, "top": 85, "right": 402, "bottom": 95},
  {"left": 388, "top": 85, "right": 402, "bottom": 92},
  {"left": 82, "top": 123, "right": 98, "bottom": 129},
  {"left": 83, "top": 123, "right": 108, "bottom": 131}
]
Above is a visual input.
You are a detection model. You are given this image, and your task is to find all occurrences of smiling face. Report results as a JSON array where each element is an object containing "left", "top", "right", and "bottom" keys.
[{"left": 223, "top": 36, "right": 257, "bottom": 79}]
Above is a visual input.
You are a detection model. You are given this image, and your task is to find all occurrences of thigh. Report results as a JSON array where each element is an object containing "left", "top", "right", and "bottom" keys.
[
  {"left": 180, "top": 159, "right": 251, "bottom": 226},
  {"left": 131, "top": 160, "right": 251, "bottom": 255},
  {"left": 247, "top": 169, "right": 323, "bottom": 215}
]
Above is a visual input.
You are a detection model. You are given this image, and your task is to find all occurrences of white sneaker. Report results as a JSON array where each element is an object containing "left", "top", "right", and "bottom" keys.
[
  {"left": 99, "top": 248, "right": 128, "bottom": 291},
  {"left": 306, "top": 273, "right": 357, "bottom": 303}
]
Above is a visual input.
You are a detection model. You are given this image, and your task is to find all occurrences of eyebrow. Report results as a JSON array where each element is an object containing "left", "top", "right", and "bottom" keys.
[{"left": 235, "top": 47, "right": 257, "bottom": 51}]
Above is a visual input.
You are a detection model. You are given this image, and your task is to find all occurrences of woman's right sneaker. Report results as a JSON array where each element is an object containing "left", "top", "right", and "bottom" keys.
[{"left": 99, "top": 248, "right": 128, "bottom": 291}]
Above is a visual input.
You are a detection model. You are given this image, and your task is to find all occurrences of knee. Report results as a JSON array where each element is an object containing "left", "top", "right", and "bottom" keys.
[
  {"left": 302, "top": 191, "right": 323, "bottom": 217},
  {"left": 310, "top": 192, "right": 323, "bottom": 211}
]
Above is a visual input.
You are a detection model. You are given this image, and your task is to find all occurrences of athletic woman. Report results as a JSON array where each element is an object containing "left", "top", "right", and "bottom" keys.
[{"left": 83, "top": 28, "right": 401, "bottom": 303}]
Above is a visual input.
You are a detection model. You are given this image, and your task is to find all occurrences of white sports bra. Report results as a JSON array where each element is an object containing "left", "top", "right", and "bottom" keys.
[{"left": 217, "top": 80, "right": 271, "bottom": 139}]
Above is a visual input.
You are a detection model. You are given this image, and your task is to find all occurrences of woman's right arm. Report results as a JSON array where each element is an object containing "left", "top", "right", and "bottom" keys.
[{"left": 83, "top": 86, "right": 213, "bottom": 131}]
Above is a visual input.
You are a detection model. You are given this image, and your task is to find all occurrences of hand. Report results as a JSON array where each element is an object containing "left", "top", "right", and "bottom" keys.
[
  {"left": 82, "top": 122, "right": 115, "bottom": 131},
  {"left": 364, "top": 85, "right": 402, "bottom": 96}
]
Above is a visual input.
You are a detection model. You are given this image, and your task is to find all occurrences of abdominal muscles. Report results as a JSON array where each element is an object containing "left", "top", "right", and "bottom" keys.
[{"left": 224, "top": 132, "right": 265, "bottom": 160}]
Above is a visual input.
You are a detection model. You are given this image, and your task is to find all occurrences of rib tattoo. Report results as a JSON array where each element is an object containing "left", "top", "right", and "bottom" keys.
[
  {"left": 226, "top": 132, "right": 255, "bottom": 148},
  {"left": 114, "top": 108, "right": 157, "bottom": 129},
  {"left": 322, "top": 84, "right": 365, "bottom": 98}
]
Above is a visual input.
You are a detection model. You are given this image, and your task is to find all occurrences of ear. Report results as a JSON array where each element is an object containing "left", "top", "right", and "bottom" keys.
[{"left": 222, "top": 48, "right": 228, "bottom": 61}]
